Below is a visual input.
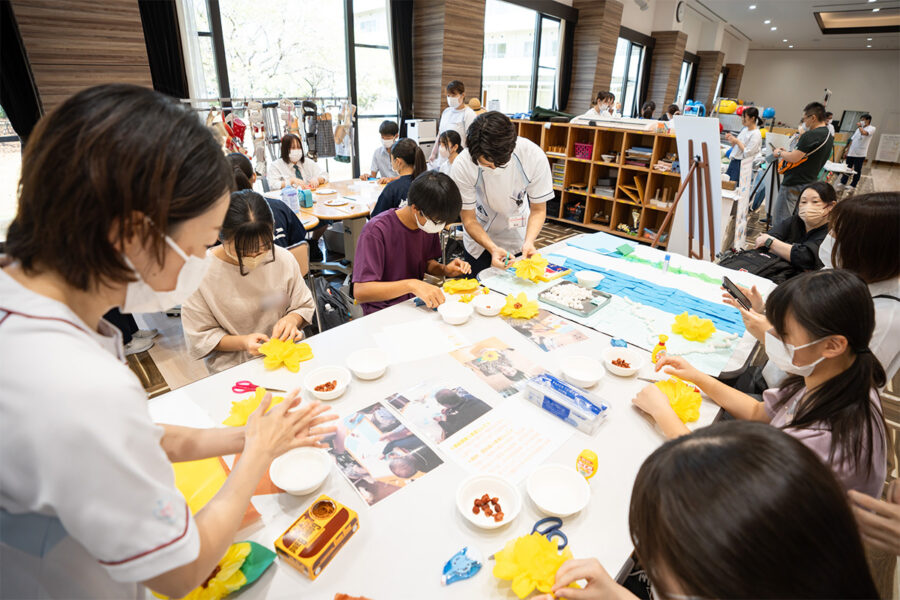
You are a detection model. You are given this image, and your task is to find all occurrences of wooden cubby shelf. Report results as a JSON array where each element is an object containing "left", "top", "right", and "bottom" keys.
[{"left": 514, "top": 120, "right": 681, "bottom": 248}]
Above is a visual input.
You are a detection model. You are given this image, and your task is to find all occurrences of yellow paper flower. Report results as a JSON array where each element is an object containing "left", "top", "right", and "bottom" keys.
[
  {"left": 259, "top": 339, "right": 313, "bottom": 372},
  {"left": 155, "top": 543, "right": 249, "bottom": 600},
  {"left": 654, "top": 377, "right": 702, "bottom": 423},
  {"left": 501, "top": 293, "right": 539, "bottom": 319},
  {"left": 223, "top": 387, "right": 285, "bottom": 427},
  {"left": 443, "top": 278, "right": 480, "bottom": 294},
  {"left": 512, "top": 254, "right": 549, "bottom": 282},
  {"left": 671, "top": 312, "right": 716, "bottom": 342},
  {"left": 492, "top": 533, "right": 575, "bottom": 599}
]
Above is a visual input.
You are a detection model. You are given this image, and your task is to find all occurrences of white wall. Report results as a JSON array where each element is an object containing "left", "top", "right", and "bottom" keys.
[
  {"left": 742, "top": 49, "right": 900, "bottom": 154},
  {"left": 682, "top": 9, "right": 703, "bottom": 53},
  {"left": 620, "top": 0, "right": 653, "bottom": 35}
]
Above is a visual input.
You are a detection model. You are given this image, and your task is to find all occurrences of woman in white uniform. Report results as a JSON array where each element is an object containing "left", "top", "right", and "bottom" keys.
[
  {"left": 0, "top": 85, "right": 337, "bottom": 599},
  {"left": 450, "top": 111, "right": 554, "bottom": 275},
  {"left": 429, "top": 80, "right": 476, "bottom": 167},
  {"left": 266, "top": 133, "right": 328, "bottom": 190}
]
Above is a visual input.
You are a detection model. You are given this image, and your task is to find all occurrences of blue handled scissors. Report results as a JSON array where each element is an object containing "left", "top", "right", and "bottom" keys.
[
  {"left": 532, "top": 517, "right": 568, "bottom": 550},
  {"left": 232, "top": 380, "right": 286, "bottom": 394}
]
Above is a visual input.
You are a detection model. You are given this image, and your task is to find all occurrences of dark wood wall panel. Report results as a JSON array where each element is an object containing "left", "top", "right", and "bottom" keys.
[
  {"left": 646, "top": 30, "right": 686, "bottom": 114},
  {"left": 695, "top": 50, "right": 725, "bottom": 109},
  {"left": 412, "top": 0, "right": 445, "bottom": 118},
  {"left": 722, "top": 63, "right": 744, "bottom": 99},
  {"left": 565, "top": 0, "right": 623, "bottom": 114},
  {"left": 11, "top": 0, "right": 152, "bottom": 114}
]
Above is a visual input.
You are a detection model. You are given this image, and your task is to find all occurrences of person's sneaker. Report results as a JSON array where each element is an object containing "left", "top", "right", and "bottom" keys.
[
  {"left": 309, "top": 243, "right": 324, "bottom": 263},
  {"left": 133, "top": 328, "right": 158, "bottom": 339},
  {"left": 124, "top": 336, "right": 154, "bottom": 355}
]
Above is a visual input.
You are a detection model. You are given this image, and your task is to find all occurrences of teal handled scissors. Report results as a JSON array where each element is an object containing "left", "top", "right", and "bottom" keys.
[
  {"left": 232, "top": 380, "right": 286, "bottom": 394},
  {"left": 532, "top": 517, "right": 568, "bottom": 550}
]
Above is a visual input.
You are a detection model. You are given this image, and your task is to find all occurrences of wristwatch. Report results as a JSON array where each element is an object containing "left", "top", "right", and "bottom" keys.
[{"left": 764, "top": 237, "right": 774, "bottom": 250}]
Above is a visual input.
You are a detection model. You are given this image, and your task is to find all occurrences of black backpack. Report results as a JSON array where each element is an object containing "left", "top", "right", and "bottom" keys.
[
  {"left": 311, "top": 275, "right": 352, "bottom": 332},
  {"left": 717, "top": 249, "right": 800, "bottom": 284}
]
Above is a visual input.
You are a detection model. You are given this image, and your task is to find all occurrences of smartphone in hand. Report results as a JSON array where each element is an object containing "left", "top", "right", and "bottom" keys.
[{"left": 722, "top": 276, "right": 753, "bottom": 311}]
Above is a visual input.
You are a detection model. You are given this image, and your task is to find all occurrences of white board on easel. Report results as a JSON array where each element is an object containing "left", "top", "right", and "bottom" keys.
[{"left": 668, "top": 116, "right": 723, "bottom": 261}]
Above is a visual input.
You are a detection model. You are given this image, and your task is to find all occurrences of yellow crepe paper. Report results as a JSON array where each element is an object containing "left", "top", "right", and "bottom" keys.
[
  {"left": 512, "top": 254, "right": 549, "bottom": 282},
  {"left": 654, "top": 377, "right": 702, "bottom": 423},
  {"left": 223, "top": 387, "right": 285, "bottom": 427},
  {"left": 173, "top": 457, "right": 229, "bottom": 515},
  {"left": 501, "top": 293, "right": 539, "bottom": 320},
  {"left": 492, "top": 532, "right": 576, "bottom": 599},
  {"left": 155, "top": 543, "right": 250, "bottom": 600},
  {"left": 671, "top": 312, "right": 716, "bottom": 342},
  {"left": 258, "top": 339, "right": 313, "bottom": 372},
  {"left": 443, "top": 278, "right": 480, "bottom": 294}
]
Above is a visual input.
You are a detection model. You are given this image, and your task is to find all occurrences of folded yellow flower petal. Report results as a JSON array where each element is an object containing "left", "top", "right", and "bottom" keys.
[
  {"left": 654, "top": 377, "right": 702, "bottom": 423},
  {"left": 223, "top": 388, "right": 285, "bottom": 426},
  {"left": 671, "top": 311, "right": 716, "bottom": 342},
  {"left": 493, "top": 532, "right": 573, "bottom": 599},
  {"left": 511, "top": 573, "right": 536, "bottom": 599},
  {"left": 258, "top": 339, "right": 313, "bottom": 372},
  {"left": 513, "top": 254, "right": 549, "bottom": 282},
  {"left": 443, "top": 278, "right": 480, "bottom": 294},
  {"left": 501, "top": 293, "right": 539, "bottom": 320},
  {"left": 179, "top": 542, "right": 250, "bottom": 600}
]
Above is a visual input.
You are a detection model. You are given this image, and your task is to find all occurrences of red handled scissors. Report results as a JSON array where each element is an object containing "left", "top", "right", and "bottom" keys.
[{"left": 232, "top": 380, "right": 286, "bottom": 394}]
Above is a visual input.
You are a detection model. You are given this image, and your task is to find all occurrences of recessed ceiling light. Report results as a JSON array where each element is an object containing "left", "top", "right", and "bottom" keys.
[
  {"left": 764, "top": 19, "right": 771, "bottom": 24},
  {"left": 749, "top": 5, "right": 756, "bottom": 9},
  {"left": 867, "top": 44, "right": 872, "bottom": 47},
  {"left": 770, "top": 26, "right": 777, "bottom": 30},
  {"left": 789, "top": 45, "right": 794, "bottom": 48},
  {"left": 867, "top": 37, "right": 873, "bottom": 40},
  {"left": 873, "top": 7, "right": 880, "bottom": 11},
  {"left": 868, "top": 0, "right": 876, "bottom": 3},
  {"left": 782, "top": 39, "right": 788, "bottom": 42}
]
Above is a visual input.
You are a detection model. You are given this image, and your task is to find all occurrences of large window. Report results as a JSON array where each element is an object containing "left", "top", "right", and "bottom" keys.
[
  {"left": 714, "top": 66, "right": 729, "bottom": 101},
  {"left": 674, "top": 52, "right": 698, "bottom": 109},
  {"left": 0, "top": 104, "right": 20, "bottom": 240},
  {"left": 609, "top": 29, "right": 653, "bottom": 118},
  {"left": 481, "top": 0, "right": 561, "bottom": 114}
]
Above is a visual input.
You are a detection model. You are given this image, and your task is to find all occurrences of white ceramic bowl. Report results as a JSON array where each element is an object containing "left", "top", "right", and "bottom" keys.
[
  {"left": 526, "top": 464, "right": 591, "bottom": 518},
  {"left": 346, "top": 348, "right": 388, "bottom": 380},
  {"left": 472, "top": 294, "right": 502, "bottom": 317},
  {"left": 437, "top": 301, "right": 474, "bottom": 325},
  {"left": 456, "top": 474, "right": 521, "bottom": 530},
  {"left": 601, "top": 153, "right": 616, "bottom": 163},
  {"left": 575, "top": 270, "right": 605, "bottom": 289},
  {"left": 602, "top": 347, "right": 643, "bottom": 377},
  {"left": 270, "top": 448, "right": 332, "bottom": 496},
  {"left": 561, "top": 356, "right": 604, "bottom": 388},
  {"left": 304, "top": 365, "right": 351, "bottom": 400}
]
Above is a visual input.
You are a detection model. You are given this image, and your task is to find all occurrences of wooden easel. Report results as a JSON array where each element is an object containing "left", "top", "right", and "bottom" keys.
[{"left": 651, "top": 140, "right": 717, "bottom": 260}]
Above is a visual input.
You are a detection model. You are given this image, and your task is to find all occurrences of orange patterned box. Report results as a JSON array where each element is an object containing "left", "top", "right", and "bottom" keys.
[{"left": 274, "top": 495, "right": 360, "bottom": 580}]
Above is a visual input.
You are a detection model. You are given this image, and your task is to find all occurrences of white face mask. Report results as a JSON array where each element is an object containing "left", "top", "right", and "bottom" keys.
[
  {"left": 765, "top": 330, "right": 827, "bottom": 377},
  {"left": 416, "top": 211, "right": 445, "bottom": 234},
  {"left": 224, "top": 245, "right": 269, "bottom": 272},
  {"left": 289, "top": 149, "right": 303, "bottom": 163},
  {"left": 818, "top": 233, "right": 837, "bottom": 268},
  {"left": 447, "top": 95, "right": 461, "bottom": 108},
  {"left": 382, "top": 138, "right": 395, "bottom": 150},
  {"left": 438, "top": 145, "right": 450, "bottom": 159},
  {"left": 122, "top": 236, "right": 211, "bottom": 314}
]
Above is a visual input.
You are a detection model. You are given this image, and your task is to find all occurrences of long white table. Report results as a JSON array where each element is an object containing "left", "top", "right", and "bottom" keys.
[{"left": 148, "top": 234, "right": 773, "bottom": 599}]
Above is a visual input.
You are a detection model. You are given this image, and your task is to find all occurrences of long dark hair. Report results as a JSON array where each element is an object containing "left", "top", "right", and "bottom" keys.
[
  {"left": 766, "top": 270, "right": 885, "bottom": 475},
  {"left": 391, "top": 138, "right": 426, "bottom": 178},
  {"left": 227, "top": 152, "right": 254, "bottom": 191},
  {"left": 829, "top": 191, "right": 900, "bottom": 283},
  {"left": 6, "top": 84, "right": 232, "bottom": 291},
  {"left": 220, "top": 190, "right": 275, "bottom": 275},
  {"left": 280, "top": 133, "right": 304, "bottom": 164},
  {"left": 743, "top": 106, "right": 763, "bottom": 127},
  {"left": 630, "top": 421, "right": 878, "bottom": 599}
]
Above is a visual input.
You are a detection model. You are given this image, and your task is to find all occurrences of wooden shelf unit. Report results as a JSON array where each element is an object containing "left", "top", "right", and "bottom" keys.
[{"left": 514, "top": 120, "right": 680, "bottom": 248}]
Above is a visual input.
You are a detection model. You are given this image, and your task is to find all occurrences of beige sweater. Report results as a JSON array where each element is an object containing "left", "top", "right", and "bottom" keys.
[{"left": 182, "top": 245, "right": 316, "bottom": 373}]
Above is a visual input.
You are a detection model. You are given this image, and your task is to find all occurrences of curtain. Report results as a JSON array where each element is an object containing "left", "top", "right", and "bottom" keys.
[
  {"left": 0, "top": 1, "right": 42, "bottom": 143},
  {"left": 138, "top": 0, "right": 190, "bottom": 98},
  {"left": 388, "top": 0, "right": 414, "bottom": 137},
  {"left": 556, "top": 18, "right": 575, "bottom": 113}
]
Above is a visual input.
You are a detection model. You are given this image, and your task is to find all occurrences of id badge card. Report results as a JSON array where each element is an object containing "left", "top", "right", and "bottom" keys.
[
  {"left": 507, "top": 189, "right": 527, "bottom": 228},
  {"left": 508, "top": 214, "right": 527, "bottom": 228}
]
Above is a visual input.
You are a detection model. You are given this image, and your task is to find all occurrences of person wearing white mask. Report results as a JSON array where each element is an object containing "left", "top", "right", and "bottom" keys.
[
  {"left": 634, "top": 270, "right": 886, "bottom": 497},
  {"left": 353, "top": 172, "right": 471, "bottom": 314},
  {"left": 360, "top": 120, "right": 400, "bottom": 183},
  {"left": 181, "top": 190, "right": 315, "bottom": 373},
  {"left": 753, "top": 181, "right": 835, "bottom": 272},
  {"left": 437, "top": 129, "right": 462, "bottom": 176},
  {"left": 0, "top": 85, "right": 337, "bottom": 599},
  {"left": 428, "top": 80, "right": 476, "bottom": 167},
  {"left": 572, "top": 90, "right": 618, "bottom": 123},
  {"left": 451, "top": 111, "right": 554, "bottom": 275},
  {"left": 266, "top": 133, "right": 328, "bottom": 190}
]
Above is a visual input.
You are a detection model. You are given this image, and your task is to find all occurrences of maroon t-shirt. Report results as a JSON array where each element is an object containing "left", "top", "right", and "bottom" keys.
[{"left": 352, "top": 209, "right": 441, "bottom": 315}]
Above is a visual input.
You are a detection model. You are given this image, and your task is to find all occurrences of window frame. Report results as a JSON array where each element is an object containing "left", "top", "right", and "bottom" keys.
[
  {"left": 612, "top": 27, "right": 655, "bottom": 118},
  {"left": 529, "top": 13, "right": 561, "bottom": 110},
  {"left": 676, "top": 51, "right": 699, "bottom": 108}
]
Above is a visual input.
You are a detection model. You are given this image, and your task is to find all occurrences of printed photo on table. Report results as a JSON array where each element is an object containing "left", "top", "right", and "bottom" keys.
[
  {"left": 322, "top": 402, "right": 443, "bottom": 506},
  {"left": 451, "top": 337, "right": 544, "bottom": 398},
  {"left": 503, "top": 309, "right": 588, "bottom": 352},
  {"left": 386, "top": 383, "right": 492, "bottom": 444}
]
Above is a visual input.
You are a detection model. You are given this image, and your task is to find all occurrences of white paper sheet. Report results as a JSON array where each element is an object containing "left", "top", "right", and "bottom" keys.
[
  {"left": 147, "top": 389, "right": 216, "bottom": 428},
  {"left": 376, "top": 318, "right": 471, "bottom": 364}
]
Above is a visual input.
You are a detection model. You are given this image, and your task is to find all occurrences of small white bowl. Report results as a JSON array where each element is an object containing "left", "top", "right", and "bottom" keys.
[
  {"left": 270, "top": 448, "right": 332, "bottom": 496},
  {"left": 602, "top": 347, "right": 643, "bottom": 377},
  {"left": 561, "top": 356, "right": 604, "bottom": 388},
  {"left": 346, "top": 348, "right": 388, "bottom": 380},
  {"left": 575, "top": 270, "right": 605, "bottom": 289},
  {"left": 526, "top": 463, "right": 591, "bottom": 518},
  {"left": 304, "top": 366, "right": 351, "bottom": 400},
  {"left": 437, "top": 301, "right": 474, "bottom": 325},
  {"left": 456, "top": 474, "right": 521, "bottom": 530},
  {"left": 601, "top": 153, "right": 616, "bottom": 163},
  {"left": 472, "top": 294, "right": 501, "bottom": 317}
]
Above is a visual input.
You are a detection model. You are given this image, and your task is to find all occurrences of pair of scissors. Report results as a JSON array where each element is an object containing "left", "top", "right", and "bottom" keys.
[
  {"left": 232, "top": 380, "right": 286, "bottom": 394},
  {"left": 532, "top": 517, "right": 568, "bottom": 550}
]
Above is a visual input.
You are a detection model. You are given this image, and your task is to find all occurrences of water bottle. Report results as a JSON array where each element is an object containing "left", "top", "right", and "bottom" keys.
[{"left": 282, "top": 186, "right": 299, "bottom": 212}]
